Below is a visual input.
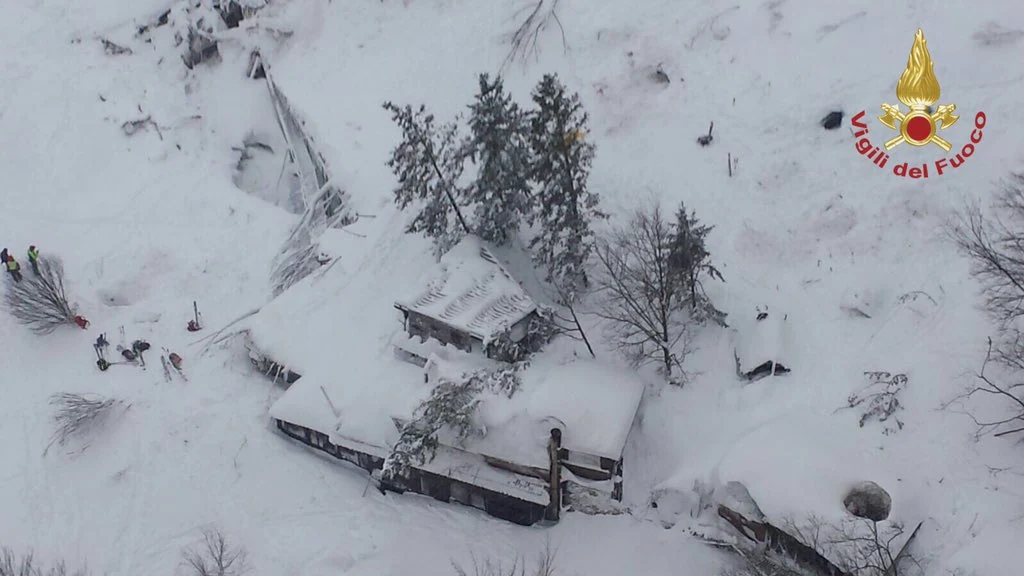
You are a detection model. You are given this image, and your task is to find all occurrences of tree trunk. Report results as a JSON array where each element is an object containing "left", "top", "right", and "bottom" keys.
[{"left": 428, "top": 150, "right": 471, "bottom": 235}]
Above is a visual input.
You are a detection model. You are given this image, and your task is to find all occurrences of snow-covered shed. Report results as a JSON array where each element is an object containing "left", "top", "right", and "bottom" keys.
[
  {"left": 393, "top": 236, "right": 540, "bottom": 362},
  {"left": 733, "top": 309, "right": 791, "bottom": 380}
]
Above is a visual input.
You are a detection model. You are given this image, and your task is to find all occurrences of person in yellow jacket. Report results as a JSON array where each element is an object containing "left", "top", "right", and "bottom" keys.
[
  {"left": 5, "top": 254, "right": 22, "bottom": 283},
  {"left": 27, "top": 245, "right": 39, "bottom": 276}
]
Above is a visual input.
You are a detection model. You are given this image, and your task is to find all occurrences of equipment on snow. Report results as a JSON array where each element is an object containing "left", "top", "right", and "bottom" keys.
[
  {"left": 131, "top": 339, "right": 150, "bottom": 367},
  {"left": 187, "top": 301, "right": 203, "bottom": 332},
  {"left": 97, "top": 358, "right": 110, "bottom": 371},
  {"left": 161, "top": 348, "right": 187, "bottom": 381},
  {"left": 120, "top": 347, "right": 137, "bottom": 362},
  {"left": 74, "top": 315, "right": 89, "bottom": 329},
  {"left": 94, "top": 333, "right": 109, "bottom": 360}
]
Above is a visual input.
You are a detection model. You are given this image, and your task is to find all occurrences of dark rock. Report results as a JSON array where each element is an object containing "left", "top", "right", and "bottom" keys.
[
  {"left": 821, "top": 110, "right": 844, "bottom": 130},
  {"left": 844, "top": 481, "right": 891, "bottom": 521}
]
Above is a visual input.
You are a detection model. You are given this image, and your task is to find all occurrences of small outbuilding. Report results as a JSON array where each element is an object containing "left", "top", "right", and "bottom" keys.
[{"left": 734, "top": 308, "right": 791, "bottom": 381}]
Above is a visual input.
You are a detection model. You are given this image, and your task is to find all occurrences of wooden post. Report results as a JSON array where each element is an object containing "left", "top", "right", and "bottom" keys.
[
  {"left": 545, "top": 428, "right": 562, "bottom": 521},
  {"left": 728, "top": 153, "right": 732, "bottom": 177}
]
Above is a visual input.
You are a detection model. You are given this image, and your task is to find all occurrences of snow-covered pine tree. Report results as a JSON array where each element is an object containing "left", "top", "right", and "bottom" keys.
[
  {"left": 383, "top": 102, "right": 471, "bottom": 254},
  {"left": 668, "top": 202, "right": 724, "bottom": 319},
  {"left": 527, "top": 73, "right": 606, "bottom": 300},
  {"left": 463, "top": 73, "right": 533, "bottom": 246}
]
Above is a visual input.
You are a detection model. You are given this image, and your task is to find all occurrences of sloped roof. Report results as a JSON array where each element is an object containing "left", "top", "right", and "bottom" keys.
[{"left": 394, "top": 236, "right": 537, "bottom": 343}]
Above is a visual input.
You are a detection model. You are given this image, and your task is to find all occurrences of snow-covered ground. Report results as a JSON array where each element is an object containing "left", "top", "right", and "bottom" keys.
[{"left": 1, "top": 0, "right": 1023, "bottom": 574}]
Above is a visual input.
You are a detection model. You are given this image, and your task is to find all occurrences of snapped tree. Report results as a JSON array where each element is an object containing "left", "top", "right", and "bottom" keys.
[
  {"left": 383, "top": 101, "right": 471, "bottom": 255},
  {"left": 3, "top": 255, "right": 80, "bottom": 334},
  {"left": 382, "top": 364, "right": 528, "bottom": 481},
  {"left": 463, "top": 73, "right": 533, "bottom": 247}
]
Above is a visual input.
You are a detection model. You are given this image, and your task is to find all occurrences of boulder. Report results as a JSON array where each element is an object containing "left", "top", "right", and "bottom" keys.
[
  {"left": 821, "top": 110, "right": 844, "bottom": 130},
  {"left": 843, "top": 481, "right": 891, "bottom": 521}
]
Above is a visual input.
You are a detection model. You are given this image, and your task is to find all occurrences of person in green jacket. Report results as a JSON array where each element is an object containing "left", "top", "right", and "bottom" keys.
[
  {"left": 27, "top": 245, "right": 39, "bottom": 275},
  {"left": 5, "top": 255, "right": 22, "bottom": 283}
]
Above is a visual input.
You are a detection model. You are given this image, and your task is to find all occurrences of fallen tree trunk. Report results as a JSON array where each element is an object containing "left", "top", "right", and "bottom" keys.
[{"left": 718, "top": 504, "right": 850, "bottom": 576}]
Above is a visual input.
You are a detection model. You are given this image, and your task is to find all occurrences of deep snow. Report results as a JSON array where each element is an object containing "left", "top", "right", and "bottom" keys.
[{"left": 2, "top": 0, "right": 1023, "bottom": 574}]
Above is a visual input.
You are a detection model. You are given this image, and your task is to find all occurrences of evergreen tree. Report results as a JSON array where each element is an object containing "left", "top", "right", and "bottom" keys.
[
  {"left": 464, "top": 73, "right": 533, "bottom": 246},
  {"left": 527, "top": 73, "right": 606, "bottom": 300},
  {"left": 383, "top": 102, "right": 471, "bottom": 253},
  {"left": 668, "top": 202, "right": 724, "bottom": 315}
]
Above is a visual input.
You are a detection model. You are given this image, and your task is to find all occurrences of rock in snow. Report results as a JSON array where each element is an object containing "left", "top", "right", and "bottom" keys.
[{"left": 843, "top": 480, "right": 892, "bottom": 521}]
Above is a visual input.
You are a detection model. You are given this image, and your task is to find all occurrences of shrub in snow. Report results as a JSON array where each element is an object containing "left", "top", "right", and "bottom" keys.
[
  {"left": 843, "top": 372, "right": 907, "bottom": 434},
  {"left": 594, "top": 201, "right": 696, "bottom": 382},
  {"left": 383, "top": 101, "right": 471, "bottom": 255},
  {"left": 0, "top": 548, "right": 88, "bottom": 576},
  {"left": 527, "top": 73, "right": 607, "bottom": 296},
  {"left": 45, "top": 393, "right": 128, "bottom": 455},
  {"left": 3, "top": 255, "right": 80, "bottom": 335},
  {"left": 463, "top": 73, "right": 533, "bottom": 247},
  {"left": 182, "top": 528, "right": 248, "bottom": 576}
]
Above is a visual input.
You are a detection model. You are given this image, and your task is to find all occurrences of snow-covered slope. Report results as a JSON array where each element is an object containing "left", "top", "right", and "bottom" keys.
[{"left": 1, "top": 0, "right": 1022, "bottom": 574}]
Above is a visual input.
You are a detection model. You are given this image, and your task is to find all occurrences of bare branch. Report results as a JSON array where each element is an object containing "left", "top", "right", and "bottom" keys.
[{"left": 500, "top": 0, "right": 568, "bottom": 74}]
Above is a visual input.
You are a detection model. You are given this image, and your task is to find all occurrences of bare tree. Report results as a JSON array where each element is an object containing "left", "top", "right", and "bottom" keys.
[
  {"left": 4, "top": 255, "right": 79, "bottom": 334},
  {"left": 593, "top": 202, "right": 692, "bottom": 382},
  {"left": 453, "top": 540, "right": 558, "bottom": 576},
  {"left": 500, "top": 0, "right": 568, "bottom": 73},
  {"left": 44, "top": 393, "right": 129, "bottom": 456},
  {"left": 947, "top": 174, "right": 1024, "bottom": 437},
  {"left": 182, "top": 528, "right": 248, "bottom": 576},
  {"left": 948, "top": 174, "right": 1024, "bottom": 368},
  {"left": 0, "top": 548, "right": 88, "bottom": 576}
]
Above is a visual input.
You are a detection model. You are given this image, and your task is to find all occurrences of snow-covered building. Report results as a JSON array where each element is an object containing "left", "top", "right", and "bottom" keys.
[
  {"left": 392, "top": 236, "right": 541, "bottom": 364},
  {"left": 243, "top": 236, "right": 645, "bottom": 525}
]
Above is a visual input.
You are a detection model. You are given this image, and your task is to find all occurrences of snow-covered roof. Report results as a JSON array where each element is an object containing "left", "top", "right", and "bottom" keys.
[
  {"left": 734, "top": 310, "right": 790, "bottom": 374},
  {"left": 251, "top": 229, "right": 643, "bottom": 496},
  {"left": 467, "top": 358, "right": 647, "bottom": 466},
  {"left": 394, "top": 236, "right": 538, "bottom": 343}
]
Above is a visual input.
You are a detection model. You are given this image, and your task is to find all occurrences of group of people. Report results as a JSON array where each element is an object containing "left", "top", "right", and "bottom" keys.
[{"left": 1, "top": 245, "right": 40, "bottom": 283}]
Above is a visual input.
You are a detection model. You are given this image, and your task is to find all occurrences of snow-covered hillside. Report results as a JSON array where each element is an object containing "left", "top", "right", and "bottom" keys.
[{"left": 1, "top": 0, "right": 1022, "bottom": 574}]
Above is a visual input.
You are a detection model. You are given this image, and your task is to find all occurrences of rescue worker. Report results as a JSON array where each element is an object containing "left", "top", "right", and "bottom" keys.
[
  {"left": 0, "top": 248, "right": 8, "bottom": 265},
  {"left": 5, "top": 254, "right": 22, "bottom": 282},
  {"left": 27, "top": 245, "right": 39, "bottom": 275}
]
